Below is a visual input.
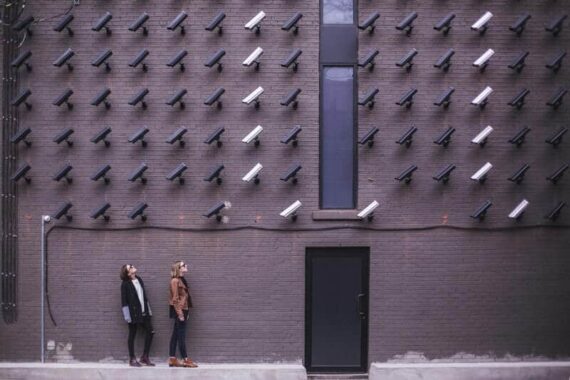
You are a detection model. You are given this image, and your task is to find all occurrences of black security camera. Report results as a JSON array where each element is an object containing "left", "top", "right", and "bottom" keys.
[
  {"left": 92, "top": 12, "right": 112, "bottom": 35},
  {"left": 204, "top": 164, "right": 224, "bottom": 185},
  {"left": 91, "top": 127, "right": 112, "bottom": 147},
  {"left": 54, "top": 14, "right": 74, "bottom": 36},
  {"left": 166, "top": 127, "right": 188, "bottom": 147}
]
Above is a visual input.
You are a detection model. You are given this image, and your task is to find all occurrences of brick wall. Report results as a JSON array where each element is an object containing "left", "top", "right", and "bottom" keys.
[{"left": 0, "top": 0, "right": 569, "bottom": 365}]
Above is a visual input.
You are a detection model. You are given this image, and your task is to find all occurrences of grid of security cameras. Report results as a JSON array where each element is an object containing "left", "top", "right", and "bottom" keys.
[
  {"left": 356, "top": 10, "right": 568, "bottom": 222},
  {"left": 9, "top": 9, "right": 306, "bottom": 224}
]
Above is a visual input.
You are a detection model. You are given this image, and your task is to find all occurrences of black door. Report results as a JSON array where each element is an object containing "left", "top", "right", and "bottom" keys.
[{"left": 305, "top": 247, "right": 369, "bottom": 373}]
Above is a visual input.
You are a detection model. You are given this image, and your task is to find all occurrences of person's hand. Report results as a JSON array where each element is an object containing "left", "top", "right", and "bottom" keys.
[{"left": 179, "top": 315, "right": 184, "bottom": 322}]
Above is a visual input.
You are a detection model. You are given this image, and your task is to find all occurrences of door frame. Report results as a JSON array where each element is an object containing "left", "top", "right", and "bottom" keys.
[{"left": 304, "top": 247, "right": 370, "bottom": 373}]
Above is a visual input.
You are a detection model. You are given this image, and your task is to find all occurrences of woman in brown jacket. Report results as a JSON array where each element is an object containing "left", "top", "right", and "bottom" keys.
[{"left": 168, "top": 260, "right": 198, "bottom": 368}]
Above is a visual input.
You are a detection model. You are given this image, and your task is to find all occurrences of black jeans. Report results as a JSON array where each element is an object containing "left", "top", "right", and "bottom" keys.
[
  {"left": 128, "top": 315, "right": 154, "bottom": 359},
  {"left": 169, "top": 310, "right": 189, "bottom": 358}
]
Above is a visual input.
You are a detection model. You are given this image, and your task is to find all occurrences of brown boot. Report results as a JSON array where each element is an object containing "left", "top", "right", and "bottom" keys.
[
  {"left": 182, "top": 358, "right": 198, "bottom": 368},
  {"left": 129, "top": 358, "right": 142, "bottom": 367},
  {"left": 168, "top": 357, "right": 183, "bottom": 367},
  {"left": 140, "top": 355, "right": 155, "bottom": 367}
]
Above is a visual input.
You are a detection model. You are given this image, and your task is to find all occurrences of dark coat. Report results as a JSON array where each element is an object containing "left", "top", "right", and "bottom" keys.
[{"left": 121, "top": 276, "right": 152, "bottom": 324}]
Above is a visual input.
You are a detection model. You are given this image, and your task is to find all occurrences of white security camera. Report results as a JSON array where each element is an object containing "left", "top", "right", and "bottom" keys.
[
  {"left": 471, "top": 86, "right": 493, "bottom": 108},
  {"left": 242, "top": 163, "right": 263, "bottom": 184},
  {"left": 471, "top": 11, "right": 493, "bottom": 33},
  {"left": 245, "top": 11, "right": 266, "bottom": 33},
  {"left": 242, "top": 87, "right": 264, "bottom": 108},
  {"left": 242, "top": 125, "right": 263, "bottom": 146},
  {"left": 280, "top": 200, "right": 302, "bottom": 221},
  {"left": 357, "top": 200, "right": 379, "bottom": 220},
  {"left": 508, "top": 199, "right": 529, "bottom": 220},
  {"left": 471, "top": 162, "right": 493, "bottom": 183},
  {"left": 471, "top": 126, "right": 494, "bottom": 146},
  {"left": 473, "top": 49, "right": 494, "bottom": 70},
  {"left": 243, "top": 47, "right": 264, "bottom": 69}
]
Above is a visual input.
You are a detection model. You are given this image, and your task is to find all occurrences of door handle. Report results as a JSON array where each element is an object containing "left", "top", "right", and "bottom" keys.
[{"left": 357, "top": 293, "right": 366, "bottom": 319}]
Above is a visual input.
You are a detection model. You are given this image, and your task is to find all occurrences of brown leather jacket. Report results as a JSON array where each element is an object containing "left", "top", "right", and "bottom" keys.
[{"left": 169, "top": 277, "right": 192, "bottom": 319}]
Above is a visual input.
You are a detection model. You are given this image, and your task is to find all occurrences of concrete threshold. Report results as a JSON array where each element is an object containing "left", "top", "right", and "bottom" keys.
[
  {"left": 0, "top": 363, "right": 307, "bottom": 380},
  {"left": 370, "top": 361, "right": 570, "bottom": 380}
]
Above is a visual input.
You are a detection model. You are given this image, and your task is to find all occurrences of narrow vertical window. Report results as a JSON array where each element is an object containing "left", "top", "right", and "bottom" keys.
[
  {"left": 323, "top": 0, "right": 354, "bottom": 24},
  {"left": 321, "top": 66, "right": 355, "bottom": 209}
]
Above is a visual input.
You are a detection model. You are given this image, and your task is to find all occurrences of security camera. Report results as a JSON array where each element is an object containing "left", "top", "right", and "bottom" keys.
[
  {"left": 471, "top": 11, "right": 493, "bottom": 34},
  {"left": 166, "top": 163, "right": 187, "bottom": 184},
  {"left": 282, "top": 12, "right": 302, "bottom": 34},
  {"left": 13, "top": 15, "right": 34, "bottom": 36},
  {"left": 11, "top": 162, "right": 31, "bottom": 183},
  {"left": 396, "top": 11, "right": 417, "bottom": 36},
  {"left": 166, "top": 89, "right": 187, "bottom": 109},
  {"left": 396, "top": 88, "right": 417, "bottom": 108},
  {"left": 281, "top": 125, "right": 302, "bottom": 147},
  {"left": 471, "top": 86, "right": 493, "bottom": 108},
  {"left": 242, "top": 163, "right": 263, "bottom": 184},
  {"left": 358, "top": 50, "right": 379, "bottom": 71},
  {"left": 53, "top": 88, "right": 74, "bottom": 110},
  {"left": 91, "top": 164, "right": 111, "bottom": 184},
  {"left": 243, "top": 47, "right": 264, "bottom": 71},
  {"left": 546, "top": 87, "right": 568, "bottom": 109},
  {"left": 510, "top": 13, "right": 531, "bottom": 36},
  {"left": 281, "top": 49, "right": 302, "bottom": 72},
  {"left": 168, "top": 50, "right": 188, "bottom": 72},
  {"left": 11, "top": 50, "right": 32, "bottom": 71},
  {"left": 11, "top": 89, "right": 32, "bottom": 109},
  {"left": 396, "top": 48, "right": 418, "bottom": 71},
  {"left": 358, "top": 88, "right": 379, "bottom": 109},
  {"left": 358, "top": 127, "right": 379, "bottom": 148},
  {"left": 470, "top": 162, "right": 493, "bottom": 183},
  {"left": 545, "top": 14, "right": 567, "bottom": 36},
  {"left": 166, "top": 127, "right": 188, "bottom": 147},
  {"left": 546, "top": 51, "right": 566, "bottom": 73},
  {"left": 128, "top": 202, "right": 148, "bottom": 221},
  {"left": 53, "top": 128, "right": 74, "bottom": 146},
  {"left": 508, "top": 51, "right": 529, "bottom": 73},
  {"left": 204, "top": 127, "right": 225, "bottom": 147},
  {"left": 91, "top": 202, "right": 111, "bottom": 221},
  {"left": 92, "top": 12, "right": 112, "bottom": 35},
  {"left": 92, "top": 49, "right": 112, "bottom": 72},
  {"left": 204, "top": 164, "right": 225, "bottom": 185},
  {"left": 167, "top": 11, "right": 188, "bottom": 35},
  {"left": 203, "top": 201, "right": 231, "bottom": 221},
  {"left": 10, "top": 127, "right": 32, "bottom": 147},
  {"left": 242, "top": 87, "right": 264, "bottom": 109},
  {"left": 508, "top": 126, "right": 531, "bottom": 147},
  {"left": 545, "top": 127, "right": 568, "bottom": 147},
  {"left": 53, "top": 202, "right": 73, "bottom": 222},
  {"left": 433, "top": 127, "right": 455, "bottom": 148},
  {"left": 508, "top": 199, "right": 529, "bottom": 220},
  {"left": 508, "top": 163, "right": 530, "bottom": 184},
  {"left": 470, "top": 200, "right": 492, "bottom": 221},
  {"left": 245, "top": 11, "right": 266, "bottom": 34},
  {"left": 205, "top": 49, "right": 225, "bottom": 72},
  {"left": 473, "top": 49, "right": 495, "bottom": 72},
  {"left": 434, "top": 87, "right": 455, "bottom": 108},
  {"left": 545, "top": 202, "right": 566, "bottom": 221},
  {"left": 53, "top": 164, "right": 73, "bottom": 183},
  {"left": 129, "top": 88, "right": 149, "bottom": 109},
  {"left": 471, "top": 126, "right": 494, "bottom": 147},
  {"left": 434, "top": 48, "right": 454, "bottom": 72},
  {"left": 357, "top": 200, "right": 379, "bottom": 221},
  {"left": 395, "top": 164, "right": 418, "bottom": 184},
  {"left": 396, "top": 126, "right": 418, "bottom": 148},
  {"left": 358, "top": 11, "right": 380, "bottom": 34},
  {"left": 547, "top": 164, "right": 568, "bottom": 184},
  {"left": 53, "top": 48, "right": 75, "bottom": 71},
  {"left": 129, "top": 49, "right": 149, "bottom": 72},
  {"left": 206, "top": 11, "right": 225, "bottom": 34},
  {"left": 54, "top": 14, "right": 74, "bottom": 36},
  {"left": 91, "top": 127, "right": 112, "bottom": 147},
  {"left": 91, "top": 88, "right": 111, "bottom": 108},
  {"left": 433, "top": 164, "right": 456, "bottom": 184},
  {"left": 242, "top": 125, "right": 263, "bottom": 146},
  {"left": 280, "top": 164, "right": 302, "bottom": 184},
  {"left": 281, "top": 88, "right": 301, "bottom": 109},
  {"left": 434, "top": 13, "right": 455, "bottom": 35},
  {"left": 129, "top": 13, "right": 149, "bottom": 35},
  {"left": 204, "top": 87, "right": 225, "bottom": 109},
  {"left": 128, "top": 163, "right": 148, "bottom": 184},
  {"left": 508, "top": 88, "right": 530, "bottom": 109},
  {"left": 280, "top": 200, "right": 302, "bottom": 221},
  {"left": 128, "top": 127, "right": 149, "bottom": 147}
]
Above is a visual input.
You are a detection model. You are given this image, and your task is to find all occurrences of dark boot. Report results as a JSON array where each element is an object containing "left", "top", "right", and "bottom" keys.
[
  {"left": 140, "top": 354, "right": 155, "bottom": 367},
  {"left": 129, "top": 357, "right": 142, "bottom": 367}
]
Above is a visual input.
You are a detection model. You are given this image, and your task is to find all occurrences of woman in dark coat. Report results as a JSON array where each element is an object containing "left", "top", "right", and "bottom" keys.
[{"left": 120, "top": 264, "right": 155, "bottom": 367}]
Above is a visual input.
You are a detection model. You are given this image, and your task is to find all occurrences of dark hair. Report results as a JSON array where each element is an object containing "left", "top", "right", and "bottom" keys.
[{"left": 120, "top": 264, "right": 130, "bottom": 281}]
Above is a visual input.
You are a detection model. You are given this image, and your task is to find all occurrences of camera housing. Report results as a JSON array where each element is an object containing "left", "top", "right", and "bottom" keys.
[
  {"left": 358, "top": 127, "right": 379, "bottom": 148},
  {"left": 203, "top": 201, "right": 230, "bottom": 221},
  {"left": 280, "top": 200, "right": 302, "bottom": 221},
  {"left": 204, "top": 127, "right": 225, "bottom": 147},
  {"left": 53, "top": 128, "right": 74, "bottom": 146},
  {"left": 166, "top": 127, "right": 188, "bottom": 147},
  {"left": 91, "top": 127, "right": 112, "bottom": 147},
  {"left": 53, "top": 202, "right": 73, "bottom": 222},
  {"left": 473, "top": 49, "right": 495, "bottom": 72},
  {"left": 91, "top": 164, "right": 111, "bottom": 184},
  {"left": 397, "top": 48, "right": 418, "bottom": 71},
  {"left": 508, "top": 199, "right": 530, "bottom": 220},
  {"left": 508, "top": 88, "right": 530, "bottom": 109},
  {"left": 11, "top": 50, "right": 32, "bottom": 71},
  {"left": 509, "top": 51, "right": 529, "bottom": 73},
  {"left": 358, "top": 50, "right": 379, "bottom": 71},
  {"left": 433, "top": 127, "right": 455, "bottom": 148},
  {"left": 545, "top": 14, "right": 567, "bottom": 36},
  {"left": 357, "top": 200, "right": 379, "bottom": 221},
  {"left": 10, "top": 128, "right": 32, "bottom": 147},
  {"left": 129, "top": 49, "right": 149, "bottom": 72},
  {"left": 547, "top": 164, "right": 568, "bottom": 184},
  {"left": 434, "top": 48, "right": 454, "bottom": 72},
  {"left": 471, "top": 162, "right": 493, "bottom": 183},
  {"left": 167, "top": 11, "right": 188, "bottom": 35},
  {"left": 53, "top": 164, "right": 73, "bottom": 184},
  {"left": 13, "top": 15, "right": 34, "bottom": 36},
  {"left": 11, "top": 163, "right": 31, "bottom": 183},
  {"left": 128, "top": 127, "right": 149, "bottom": 147},
  {"left": 546, "top": 51, "right": 566, "bottom": 73},
  {"left": 53, "top": 48, "right": 75, "bottom": 71},
  {"left": 282, "top": 12, "right": 302, "bottom": 34},
  {"left": 508, "top": 163, "right": 530, "bottom": 184},
  {"left": 129, "top": 13, "right": 149, "bottom": 35},
  {"left": 281, "top": 88, "right": 302, "bottom": 109},
  {"left": 204, "top": 87, "right": 225, "bottom": 109},
  {"left": 128, "top": 202, "right": 148, "bottom": 221},
  {"left": 129, "top": 88, "right": 149, "bottom": 109},
  {"left": 545, "top": 202, "right": 566, "bottom": 221},
  {"left": 434, "top": 13, "right": 455, "bottom": 35},
  {"left": 508, "top": 126, "right": 531, "bottom": 147},
  {"left": 396, "top": 11, "right": 417, "bottom": 36},
  {"left": 242, "top": 163, "right": 263, "bottom": 184},
  {"left": 129, "top": 163, "right": 148, "bottom": 184},
  {"left": 91, "top": 88, "right": 112, "bottom": 109},
  {"left": 280, "top": 164, "right": 302, "bottom": 184},
  {"left": 205, "top": 49, "right": 225, "bottom": 72},
  {"left": 245, "top": 11, "right": 266, "bottom": 34},
  {"left": 471, "top": 126, "right": 494, "bottom": 147},
  {"left": 11, "top": 89, "right": 32, "bottom": 109},
  {"left": 396, "top": 126, "right": 418, "bottom": 148},
  {"left": 281, "top": 125, "right": 302, "bottom": 147},
  {"left": 204, "top": 164, "right": 225, "bottom": 185},
  {"left": 54, "top": 14, "right": 74, "bottom": 36},
  {"left": 545, "top": 127, "right": 568, "bottom": 147},
  {"left": 281, "top": 49, "right": 302, "bottom": 72},
  {"left": 396, "top": 88, "right": 417, "bottom": 108},
  {"left": 91, "top": 202, "right": 111, "bottom": 221},
  {"left": 243, "top": 47, "right": 263, "bottom": 71},
  {"left": 510, "top": 13, "right": 531, "bottom": 36},
  {"left": 358, "top": 12, "right": 380, "bottom": 34},
  {"left": 546, "top": 88, "right": 568, "bottom": 109},
  {"left": 92, "top": 49, "right": 112, "bottom": 72},
  {"left": 358, "top": 88, "right": 379, "bottom": 109},
  {"left": 242, "top": 87, "right": 264, "bottom": 109},
  {"left": 206, "top": 11, "right": 225, "bottom": 34},
  {"left": 433, "top": 164, "right": 456, "bottom": 184},
  {"left": 166, "top": 89, "right": 187, "bottom": 109},
  {"left": 471, "top": 200, "right": 492, "bottom": 221},
  {"left": 434, "top": 87, "right": 455, "bottom": 108},
  {"left": 92, "top": 12, "right": 112, "bottom": 35},
  {"left": 471, "top": 86, "right": 493, "bottom": 108},
  {"left": 395, "top": 165, "right": 418, "bottom": 184},
  {"left": 166, "top": 163, "right": 187, "bottom": 185},
  {"left": 242, "top": 125, "right": 264, "bottom": 146},
  {"left": 168, "top": 50, "right": 188, "bottom": 72},
  {"left": 53, "top": 88, "right": 74, "bottom": 110},
  {"left": 471, "top": 11, "right": 493, "bottom": 34}
]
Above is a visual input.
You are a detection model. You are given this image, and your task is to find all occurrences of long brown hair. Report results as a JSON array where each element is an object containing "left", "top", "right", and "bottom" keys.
[
  {"left": 120, "top": 264, "right": 130, "bottom": 281},
  {"left": 171, "top": 261, "right": 185, "bottom": 278}
]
